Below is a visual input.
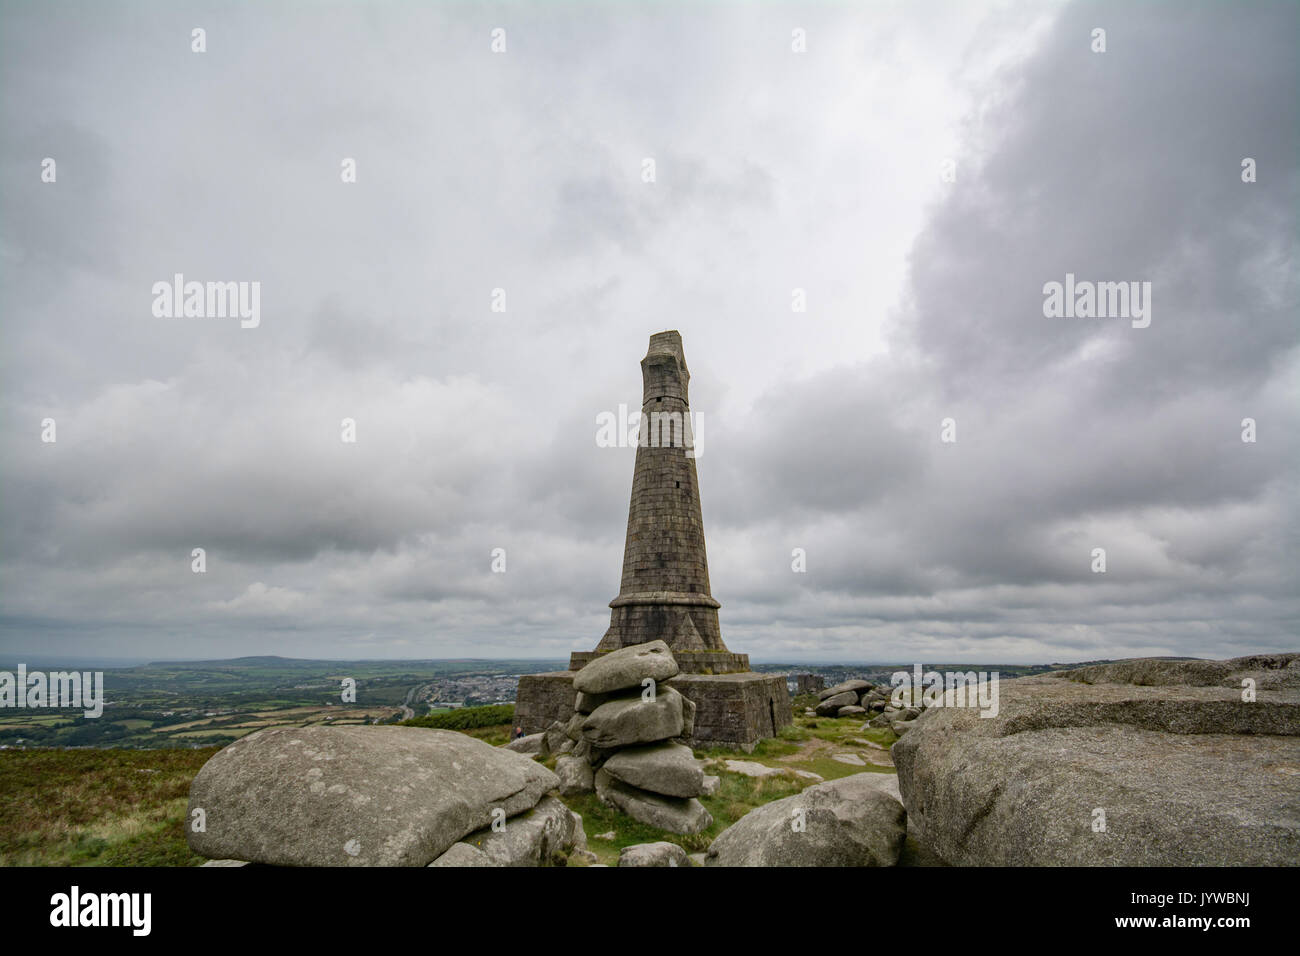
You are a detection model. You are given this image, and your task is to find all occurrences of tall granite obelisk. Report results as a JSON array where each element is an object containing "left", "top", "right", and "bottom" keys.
[
  {"left": 570, "top": 331, "right": 748, "bottom": 673},
  {"left": 515, "top": 331, "right": 792, "bottom": 748}
]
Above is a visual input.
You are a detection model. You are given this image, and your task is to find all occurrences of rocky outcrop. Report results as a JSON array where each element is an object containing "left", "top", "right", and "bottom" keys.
[
  {"left": 186, "top": 726, "right": 558, "bottom": 867},
  {"left": 429, "top": 795, "right": 587, "bottom": 867},
  {"left": 505, "top": 732, "right": 546, "bottom": 754},
  {"left": 704, "top": 773, "right": 906, "bottom": 866},
  {"left": 814, "top": 680, "right": 911, "bottom": 720},
  {"left": 619, "top": 841, "right": 690, "bottom": 867},
  {"left": 555, "top": 753, "right": 595, "bottom": 796},
  {"left": 893, "top": 654, "right": 1300, "bottom": 866},
  {"left": 427, "top": 843, "right": 499, "bottom": 867},
  {"left": 567, "top": 640, "right": 714, "bottom": 834},
  {"left": 814, "top": 691, "right": 859, "bottom": 716},
  {"left": 601, "top": 741, "right": 704, "bottom": 798},
  {"left": 582, "top": 688, "right": 687, "bottom": 749},
  {"left": 574, "top": 639, "right": 680, "bottom": 694},
  {"left": 595, "top": 769, "right": 712, "bottom": 834}
]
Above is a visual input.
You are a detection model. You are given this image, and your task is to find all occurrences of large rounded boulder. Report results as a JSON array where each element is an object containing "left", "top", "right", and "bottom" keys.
[{"left": 705, "top": 773, "right": 906, "bottom": 866}]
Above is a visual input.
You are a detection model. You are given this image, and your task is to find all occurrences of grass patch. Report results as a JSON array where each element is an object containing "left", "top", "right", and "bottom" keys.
[
  {"left": 401, "top": 704, "right": 514, "bottom": 732},
  {"left": 462, "top": 724, "right": 512, "bottom": 747},
  {"left": 0, "top": 748, "right": 218, "bottom": 866},
  {"left": 558, "top": 758, "right": 824, "bottom": 865}
]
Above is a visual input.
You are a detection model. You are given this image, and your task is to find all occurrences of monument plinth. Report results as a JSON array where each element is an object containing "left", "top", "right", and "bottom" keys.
[{"left": 516, "top": 331, "right": 791, "bottom": 750}]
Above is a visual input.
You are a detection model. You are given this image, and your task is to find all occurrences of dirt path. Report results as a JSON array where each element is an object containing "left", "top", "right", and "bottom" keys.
[{"left": 776, "top": 735, "right": 895, "bottom": 768}]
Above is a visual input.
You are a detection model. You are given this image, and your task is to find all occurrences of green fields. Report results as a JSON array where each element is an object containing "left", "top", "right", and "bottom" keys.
[{"left": 0, "top": 656, "right": 563, "bottom": 749}]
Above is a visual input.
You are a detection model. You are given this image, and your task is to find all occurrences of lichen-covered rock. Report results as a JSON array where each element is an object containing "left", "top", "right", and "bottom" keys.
[
  {"left": 544, "top": 721, "right": 570, "bottom": 755},
  {"left": 618, "top": 841, "right": 690, "bottom": 867},
  {"left": 818, "top": 680, "right": 872, "bottom": 701},
  {"left": 187, "top": 726, "right": 558, "bottom": 867},
  {"left": 595, "top": 769, "right": 712, "bottom": 834},
  {"left": 582, "top": 687, "right": 686, "bottom": 749},
  {"left": 705, "top": 773, "right": 906, "bottom": 867},
  {"left": 556, "top": 753, "right": 595, "bottom": 796},
  {"left": 446, "top": 796, "right": 585, "bottom": 867},
  {"left": 505, "top": 732, "right": 546, "bottom": 754},
  {"left": 602, "top": 741, "right": 704, "bottom": 798},
  {"left": 427, "top": 843, "right": 499, "bottom": 867},
  {"left": 572, "top": 640, "right": 680, "bottom": 695},
  {"left": 893, "top": 654, "right": 1300, "bottom": 866},
  {"left": 816, "top": 691, "right": 858, "bottom": 716}
]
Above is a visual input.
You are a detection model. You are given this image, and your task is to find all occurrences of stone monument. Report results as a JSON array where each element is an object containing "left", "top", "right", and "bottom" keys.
[{"left": 516, "top": 331, "right": 791, "bottom": 749}]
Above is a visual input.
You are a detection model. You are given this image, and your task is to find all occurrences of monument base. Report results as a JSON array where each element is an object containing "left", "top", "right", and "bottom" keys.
[
  {"left": 513, "top": 671, "right": 576, "bottom": 734},
  {"left": 569, "top": 649, "right": 750, "bottom": 674},
  {"left": 514, "top": 669, "right": 791, "bottom": 752}
]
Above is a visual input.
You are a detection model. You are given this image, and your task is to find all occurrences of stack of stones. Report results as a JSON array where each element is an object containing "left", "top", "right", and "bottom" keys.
[
  {"left": 814, "top": 681, "right": 923, "bottom": 734},
  {"left": 548, "top": 640, "right": 714, "bottom": 835}
]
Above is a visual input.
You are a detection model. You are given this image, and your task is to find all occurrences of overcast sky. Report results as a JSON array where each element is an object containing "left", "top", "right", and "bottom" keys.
[{"left": 1, "top": 0, "right": 1296, "bottom": 664}]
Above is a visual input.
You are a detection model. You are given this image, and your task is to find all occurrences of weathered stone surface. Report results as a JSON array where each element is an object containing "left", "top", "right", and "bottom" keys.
[
  {"left": 584, "top": 333, "right": 738, "bottom": 663},
  {"left": 513, "top": 671, "right": 576, "bottom": 735},
  {"left": 555, "top": 753, "right": 595, "bottom": 796},
  {"left": 818, "top": 680, "right": 872, "bottom": 701},
  {"left": 602, "top": 741, "right": 704, "bottom": 798},
  {"left": 669, "top": 672, "right": 791, "bottom": 750},
  {"left": 427, "top": 843, "right": 499, "bottom": 867},
  {"left": 544, "top": 721, "right": 570, "bottom": 755},
  {"left": 837, "top": 705, "right": 866, "bottom": 717},
  {"left": 199, "top": 859, "right": 249, "bottom": 867},
  {"left": 681, "top": 693, "right": 696, "bottom": 738},
  {"left": 582, "top": 687, "right": 685, "bottom": 749},
  {"left": 893, "top": 655, "right": 1300, "bottom": 866},
  {"left": 619, "top": 842, "right": 690, "bottom": 867},
  {"left": 573, "top": 640, "right": 680, "bottom": 695},
  {"left": 450, "top": 796, "right": 583, "bottom": 867},
  {"left": 891, "top": 720, "right": 914, "bottom": 735},
  {"left": 722, "top": 759, "right": 784, "bottom": 778},
  {"left": 595, "top": 769, "right": 712, "bottom": 834},
  {"left": 816, "top": 691, "right": 858, "bottom": 716},
  {"left": 719, "top": 759, "right": 822, "bottom": 782},
  {"left": 705, "top": 773, "right": 906, "bottom": 867},
  {"left": 505, "top": 732, "right": 545, "bottom": 754},
  {"left": 855, "top": 773, "right": 903, "bottom": 804},
  {"left": 187, "top": 726, "right": 558, "bottom": 867},
  {"left": 702, "top": 774, "right": 721, "bottom": 796},
  {"left": 1056, "top": 654, "right": 1300, "bottom": 692}
]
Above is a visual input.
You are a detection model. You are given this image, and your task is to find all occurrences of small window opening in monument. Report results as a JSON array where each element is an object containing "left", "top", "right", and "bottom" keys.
[
  {"left": 656, "top": 397, "right": 662, "bottom": 402},
  {"left": 675, "top": 481, "right": 680, "bottom": 488}
]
